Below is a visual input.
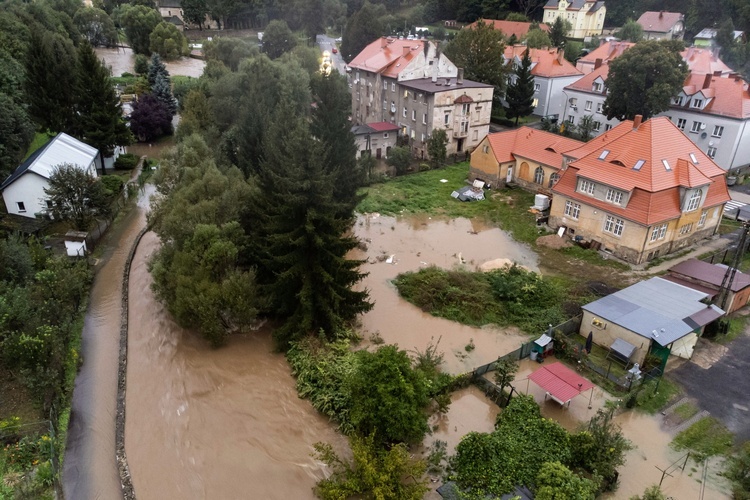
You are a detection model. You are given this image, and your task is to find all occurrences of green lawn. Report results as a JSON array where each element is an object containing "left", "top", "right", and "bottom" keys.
[
  {"left": 672, "top": 416, "right": 734, "bottom": 460},
  {"left": 358, "top": 163, "right": 540, "bottom": 244}
]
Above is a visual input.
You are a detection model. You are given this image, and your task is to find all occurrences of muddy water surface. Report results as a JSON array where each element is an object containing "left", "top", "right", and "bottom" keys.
[
  {"left": 95, "top": 47, "right": 205, "bottom": 78},
  {"left": 125, "top": 233, "right": 347, "bottom": 499},
  {"left": 354, "top": 214, "right": 537, "bottom": 374}
]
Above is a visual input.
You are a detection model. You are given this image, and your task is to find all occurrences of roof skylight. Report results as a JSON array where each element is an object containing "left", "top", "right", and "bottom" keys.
[
  {"left": 662, "top": 159, "right": 671, "bottom": 171},
  {"left": 689, "top": 153, "right": 698, "bottom": 164},
  {"left": 633, "top": 159, "right": 645, "bottom": 170},
  {"left": 598, "top": 150, "right": 610, "bottom": 160}
]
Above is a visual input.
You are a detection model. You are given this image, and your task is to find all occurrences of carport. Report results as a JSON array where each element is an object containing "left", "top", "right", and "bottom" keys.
[{"left": 528, "top": 362, "right": 595, "bottom": 409}]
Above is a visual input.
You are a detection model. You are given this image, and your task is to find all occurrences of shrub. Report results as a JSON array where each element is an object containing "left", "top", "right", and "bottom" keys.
[
  {"left": 114, "top": 153, "right": 139, "bottom": 169},
  {"left": 100, "top": 175, "right": 124, "bottom": 198}
]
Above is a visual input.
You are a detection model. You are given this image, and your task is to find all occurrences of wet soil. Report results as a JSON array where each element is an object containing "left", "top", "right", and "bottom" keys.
[
  {"left": 353, "top": 213, "right": 537, "bottom": 374},
  {"left": 124, "top": 233, "right": 348, "bottom": 499}
]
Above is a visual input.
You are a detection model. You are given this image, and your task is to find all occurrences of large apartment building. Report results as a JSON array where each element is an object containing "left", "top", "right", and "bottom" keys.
[{"left": 349, "top": 37, "right": 494, "bottom": 158}]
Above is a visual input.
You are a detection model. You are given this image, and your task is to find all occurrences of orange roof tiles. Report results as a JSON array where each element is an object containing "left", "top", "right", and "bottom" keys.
[
  {"left": 636, "top": 11, "right": 683, "bottom": 34},
  {"left": 348, "top": 37, "right": 427, "bottom": 78},
  {"left": 467, "top": 19, "right": 550, "bottom": 39},
  {"left": 681, "top": 47, "right": 732, "bottom": 75},
  {"left": 565, "top": 64, "right": 609, "bottom": 92},
  {"left": 578, "top": 41, "right": 635, "bottom": 67},
  {"left": 486, "top": 127, "right": 583, "bottom": 167},
  {"left": 553, "top": 117, "right": 730, "bottom": 225},
  {"left": 504, "top": 45, "right": 582, "bottom": 78},
  {"left": 677, "top": 73, "right": 750, "bottom": 119}
]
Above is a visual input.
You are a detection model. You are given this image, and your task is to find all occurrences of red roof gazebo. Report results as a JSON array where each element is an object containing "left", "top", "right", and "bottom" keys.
[{"left": 528, "top": 362, "right": 594, "bottom": 408}]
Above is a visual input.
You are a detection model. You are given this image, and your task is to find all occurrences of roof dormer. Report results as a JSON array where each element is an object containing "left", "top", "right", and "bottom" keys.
[{"left": 592, "top": 76, "right": 605, "bottom": 93}]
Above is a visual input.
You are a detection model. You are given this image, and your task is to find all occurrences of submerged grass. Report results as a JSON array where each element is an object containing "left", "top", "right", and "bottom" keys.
[{"left": 672, "top": 416, "right": 734, "bottom": 460}]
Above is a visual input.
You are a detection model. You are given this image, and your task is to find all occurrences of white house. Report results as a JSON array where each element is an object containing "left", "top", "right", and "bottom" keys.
[
  {"left": 636, "top": 11, "right": 685, "bottom": 40},
  {"left": 1, "top": 133, "right": 99, "bottom": 219}
]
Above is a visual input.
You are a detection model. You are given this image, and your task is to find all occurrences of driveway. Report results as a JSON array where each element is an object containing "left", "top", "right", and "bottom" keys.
[{"left": 672, "top": 329, "right": 750, "bottom": 442}]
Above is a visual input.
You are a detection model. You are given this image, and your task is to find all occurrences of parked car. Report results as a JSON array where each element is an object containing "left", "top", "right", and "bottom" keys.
[{"left": 332, "top": 47, "right": 338, "bottom": 54}]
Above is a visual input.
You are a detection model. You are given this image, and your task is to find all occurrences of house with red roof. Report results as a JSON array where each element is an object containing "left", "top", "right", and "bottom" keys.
[
  {"left": 666, "top": 258, "right": 750, "bottom": 314},
  {"left": 502, "top": 45, "right": 582, "bottom": 120},
  {"left": 636, "top": 11, "right": 685, "bottom": 40},
  {"left": 469, "top": 127, "right": 582, "bottom": 191},
  {"left": 543, "top": 0, "right": 606, "bottom": 38},
  {"left": 550, "top": 116, "right": 731, "bottom": 264},
  {"left": 349, "top": 37, "right": 493, "bottom": 158},
  {"left": 466, "top": 19, "right": 550, "bottom": 42}
]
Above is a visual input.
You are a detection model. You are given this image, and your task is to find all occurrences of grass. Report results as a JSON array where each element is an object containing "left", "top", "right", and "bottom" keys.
[
  {"left": 674, "top": 401, "right": 700, "bottom": 421},
  {"left": 576, "top": 336, "right": 629, "bottom": 378},
  {"left": 560, "top": 245, "right": 631, "bottom": 270},
  {"left": 716, "top": 315, "right": 750, "bottom": 345},
  {"left": 23, "top": 132, "right": 56, "bottom": 160},
  {"left": 634, "top": 377, "right": 681, "bottom": 414},
  {"left": 358, "top": 163, "right": 540, "bottom": 244},
  {"left": 672, "top": 416, "right": 734, "bottom": 460}
]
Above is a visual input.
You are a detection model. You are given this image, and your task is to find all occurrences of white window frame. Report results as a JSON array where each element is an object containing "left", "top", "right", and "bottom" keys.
[
  {"left": 604, "top": 215, "right": 624, "bottom": 236},
  {"left": 422, "top": 113, "right": 427, "bottom": 124},
  {"left": 585, "top": 101, "right": 593, "bottom": 111},
  {"left": 650, "top": 223, "right": 668, "bottom": 242},
  {"left": 677, "top": 118, "right": 686, "bottom": 130},
  {"left": 403, "top": 107, "right": 407, "bottom": 117},
  {"left": 564, "top": 201, "right": 580, "bottom": 219},
  {"left": 593, "top": 82, "right": 603, "bottom": 92},
  {"left": 686, "top": 189, "right": 702, "bottom": 211},
  {"left": 596, "top": 102, "right": 603, "bottom": 113},
  {"left": 534, "top": 83, "right": 541, "bottom": 92},
  {"left": 579, "top": 180, "right": 595, "bottom": 194},
  {"left": 567, "top": 115, "right": 575, "bottom": 124},
  {"left": 606, "top": 189, "right": 623, "bottom": 204},
  {"left": 534, "top": 166, "right": 545, "bottom": 185},
  {"left": 391, "top": 82, "right": 396, "bottom": 92},
  {"left": 691, "top": 98, "right": 703, "bottom": 109},
  {"left": 593, "top": 121, "right": 601, "bottom": 131},
  {"left": 712, "top": 125, "right": 724, "bottom": 137},
  {"left": 16, "top": 201, "right": 26, "bottom": 213},
  {"left": 673, "top": 96, "right": 683, "bottom": 106},
  {"left": 690, "top": 121, "right": 703, "bottom": 133},
  {"left": 412, "top": 110, "right": 416, "bottom": 121},
  {"left": 698, "top": 210, "right": 708, "bottom": 227},
  {"left": 707, "top": 146, "right": 717, "bottom": 158},
  {"left": 679, "top": 223, "right": 694, "bottom": 235}
]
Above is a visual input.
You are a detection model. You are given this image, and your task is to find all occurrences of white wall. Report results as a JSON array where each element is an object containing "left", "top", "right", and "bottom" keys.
[{"left": 2, "top": 174, "right": 50, "bottom": 218}]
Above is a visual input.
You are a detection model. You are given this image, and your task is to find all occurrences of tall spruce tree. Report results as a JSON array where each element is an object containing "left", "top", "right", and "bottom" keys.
[
  {"left": 152, "top": 73, "right": 177, "bottom": 116},
  {"left": 549, "top": 17, "right": 567, "bottom": 48},
  {"left": 504, "top": 49, "right": 536, "bottom": 126},
  {"left": 251, "top": 98, "right": 371, "bottom": 349},
  {"left": 74, "top": 41, "right": 132, "bottom": 159},
  {"left": 25, "top": 29, "right": 78, "bottom": 133},
  {"left": 310, "top": 71, "right": 363, "bottom": 214},
  {"left": 148, "top": 53, "right": 170, "bottom": 87}
]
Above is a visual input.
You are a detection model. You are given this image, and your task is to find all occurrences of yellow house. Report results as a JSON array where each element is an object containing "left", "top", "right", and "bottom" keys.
[
  {"left": 550, "top": 117, "right": 731, "bottom": 264},
  {"left": 469, "top": 127, "right": 582, "bottom": 191},
  {"left": 543, "top": 0, "right": 606, "bottom": 38}
]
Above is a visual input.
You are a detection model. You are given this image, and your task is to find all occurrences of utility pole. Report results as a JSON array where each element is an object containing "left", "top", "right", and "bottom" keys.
[{"left": 716, "top": 220, "right": 750, "bottom": 311}]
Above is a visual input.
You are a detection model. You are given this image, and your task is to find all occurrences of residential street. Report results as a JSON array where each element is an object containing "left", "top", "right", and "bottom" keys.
[{"left": 316, "top": 34, "right": 346, "bottom": 74}]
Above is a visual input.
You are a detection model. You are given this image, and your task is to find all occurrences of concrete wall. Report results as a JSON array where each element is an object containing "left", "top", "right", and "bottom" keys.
[
  {"left": 564, "top": 89, "right": 620, "bottom": 135},
  {"left": 581, "top": 310, "right": 650, "bottom": 365}
]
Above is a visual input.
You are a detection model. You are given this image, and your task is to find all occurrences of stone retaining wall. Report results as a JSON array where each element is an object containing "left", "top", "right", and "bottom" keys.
[{"left": 116, "top": 227, "right": 149, "bottom": 499}]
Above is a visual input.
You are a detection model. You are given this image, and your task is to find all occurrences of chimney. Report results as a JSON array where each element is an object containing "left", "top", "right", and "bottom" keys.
[
  {"left": 457, "top": 68, "right": 464, "bottom": 84},
  {"left": 557, "top": 48, "right": 565, "bottom": 64},
  {"left": 714, "top": 70, "right": 723, "bottom": 76},
  {"left": 659, "top": 11, "right": 664, "bottom": 19},
  {"left": 381, "top": 37, "right": 387, "bottom": 49},
  {"left": 431, "top": 61, "right": 438, "bottom": 82},
  {"left": 703, "top": 73, "right": 712, "bottom": 89},
  {"left": 445, "top": 78, "right": 450, "bottom": 86},
  {"left": 594, "top": 58, "right": 603, "bottom": 70},
  {"left": 633, "top": 115, "right": 643, "bottom": 130},
  {"left": 403, "top": 45, "right": 410, "bottom": 56}
]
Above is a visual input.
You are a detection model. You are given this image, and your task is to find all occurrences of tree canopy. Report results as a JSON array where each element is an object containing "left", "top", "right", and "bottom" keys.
[
  {"left": 617, "top": 19, "right": 644, "bottom": 42},
  {"left": 120, "top": 4, "right": 161, "bottom": 55},
  {"left": 149, "top": 20, "right": 188, "bottom": 59},
  {"left": 504, "top": 49, "right": 535, "bottom": 125},
  {"left": 262, "top": 19, "right": 296, "bottom": 59},
  {"left": 44, "top": 164, "right": 111, "bottom": 230},
  {"left": 444, "top": 19, "right": 509, "bottom": 95},
  {"left": 341, "top": 2, "right": 385, "bottom": 63},
  {"left": 74, "top": 7, "right": 118, "bottom": 47},
  {"left": 603, "top": 40, "right": 688, "bottom": 120}
]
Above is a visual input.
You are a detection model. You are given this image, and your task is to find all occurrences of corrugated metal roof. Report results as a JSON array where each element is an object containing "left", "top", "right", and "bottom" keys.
[
  {"left": 529, "top": 362, "right": 594, "bottom": 403},
  {"left": 669, "top": 258, "right": 750, "bottom": 292},
  {"left": 582, "top": 277, "right": 725, "bottom": 345}
]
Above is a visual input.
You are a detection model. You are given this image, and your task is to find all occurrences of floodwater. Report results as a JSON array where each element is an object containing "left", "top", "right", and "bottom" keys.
[
  {"left": 62, "top": 202, "right": 147, "bottom": 499},
  {"left": 353, "top": 214, "right": 537, "bottom": 374},
  {"left": 95, "top": 47, "right": 205, "bottom": 78},
  {"left": 124, "top": 232, "right": 347, "bottom": 499}
]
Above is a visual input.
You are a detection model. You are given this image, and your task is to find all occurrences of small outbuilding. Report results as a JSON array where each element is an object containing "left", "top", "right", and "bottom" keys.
[
  {"left": 580, "top": 277, "right": 724, "bottom": 366},
  {"left": 666, "top": 258, "right": 750, "bottom": 314}
]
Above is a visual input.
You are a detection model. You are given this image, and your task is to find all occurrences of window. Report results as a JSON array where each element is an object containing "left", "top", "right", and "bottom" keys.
[
  {"left": 383, "top": 100, "right": 387, "bottom": 110},
  {"left": 482, "top": 145, "right": 489, "bottom": 153},
  {"left": 707, "top": 146, "right": 717, "bottom": 158},
  {"left": 585, "top": 101, "right": 592, "bottom": 111},
  {"left": 579, "top": 180, "right": 595, "bottom": 194},
  {"left": 699, "top": 210, "right": 708, "bottom": 227},
  {"left": 16, "top": 202, "right": 26, "bottom": 213},
  {"left": 605, "top": 124, "right": 612, "bottom": 131},
  {"left": 444, "top": 113, "right": 450, "bottom": 125},
  {"left": 422, "top": 113, "right": 427, "bottom": 124},
  {"left": 548, "top": 172, "right": 560, "bottom": 188},
  {"left": 403, "top": 107, "right": 407, "bottom": 117},
  {"left": 534, "top": 166, "right": 544, "bottom": 185},
  {"left": 412, "top": 110, "right": 416, "bottom": 121},
  {"left": 677, "top": 118, "right": 686, "bottom": 130},
  {"left": 593, "top": 121, "right": 601, "bottom": 131},
  {"left": 686, "top": 189, "right": 702, "bottom": 211},
  {"left": 650, "top": 223, "right": 668, "bottom": 242},
  {"left": 634, "top": 159, "right": 645, "bottom": 170},
  {"left": 679, "top": 223, "right": 694, "bottom": 235},
  {"left": 564, "top": 201, "right": 580, "bottom": 219},
  {"left": 596, "top": 102, "right": 603, "bottom": 113},
  {"left": 593, "top": 82, "right": 603, "bottom": 92},
  {"left": 598, "top": 150, "right": 609, "bottom": 160},
  {"left": 606, "top": 189, "right": 623, "bottom": 204},
  {"left": 403, "top": 89, "right": 408, "bottom": 99},
  {"left": 391, "top": 101, "right": 396, "bottom": 113},
  {"left": 712, "top": 125, "right": 724, "bottom": 137},
  {"left": 567, "top": 115, "right": 575, "bottom": 124},
  {"left": 673, "top": 96, "right": 683, "bottom": 105},
  {"left": 691, "top": 98, "right": 703, "bottom": 109},
  {"left": 690, "top": 121, "right": 704, "bottom": 133},
  {"left": 462, "top": 103, "right": 470, "bottom": 115},
  {"left": 532, "top": 98, "right": 539, "bottom": 107},
  {"left": 391, "top": 82, "right": 396, "bottom": 92},
  {"left": 460, "top": 121, "right": 469, "bottom": 133},
  {"left": 383, "top": 133, "right": 389, "bottom": 138},
  {"left": 534, "top": 83, "right": 541, "bottom": 92},
  {"left": 604, "top": 215, "right": 624, "bottom": 236},
  {"left": 570, "top": 98, "right": 578, "bottom": 108}
]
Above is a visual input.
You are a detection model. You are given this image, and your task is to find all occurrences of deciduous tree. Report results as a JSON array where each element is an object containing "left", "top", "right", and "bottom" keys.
[
  {"left": 504, "top": 49, "right": 535, "bottom": 125},
  {"left": 617, "top": 18, "right": 644, "bottom": 42},
  {"left": 0, "top": 94, "right": 35, "bottom": 180},
  {"left": 181, "top": 0, "right": 208, "bottom": 29},
  {"left": 603, "top": 40, "right": 688, "bottom": 120},
  {"left": 129, "top": 93, "right": 173, "bottom": 141},
  {"left": 120, "top": 4, "right": 161, "bottom": 55},
  {"left": 262, "top": 19, "right": 296, "bottom": 59},
  {"left": 44, "top": 164, "right": 111, "bottom": 230},
  {"left": 149, "top": 21, "right": 188, "bottom": 59},
  {"left": 525, "top": 26, "right": 552, "bottom": 48},
  {"left": 445, "top": 19, "right": 508, "bottom": 93},
  {"left": 74, "top": 7, "right": 118, "bottom": 47},
  {"left": 427, "top": 128, "right": 448, "bottom": 169},
  {"left": 341, "top": 2, "right": 385, "bottom": 63},
  {"left": 386, "top": 146, "right": 411, "bottom": 175},
  {"left": 535, "top": 461, "right": 598, "bottom": 500}
]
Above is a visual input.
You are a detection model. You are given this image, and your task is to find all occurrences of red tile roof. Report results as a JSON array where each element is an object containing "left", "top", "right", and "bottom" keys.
[
  {"left": 467, "top": 19, "right": 550, "bottom": 39},
  {"left": 553, "top": 117, "right": 730, "bottom": 225},
  {"left": 565, "top": 63, "right": 609, "bottom": 92},
  {"left": 504, "top": 45, "right": 582, "bottom": 78},
  {"left": 563, "top": 122, "right": 632, "bottom": 160},
  {"left": 348, "top": 37, "right": 428, "bottom": 78},
  {"left": 578, "top": 41, "right": 634, "bottom": 67},
  {"left": 636, "top": 11, "right": 683, "bottom": 33},
  {"left": 681, "top": 47, "right": 732, "bottom": 75},
  {"left": 676, "top": 72, "right": 750, "bottom": 119},
  {"left": 366, "top": 121, "right": 400, "bottom": 132},
  {"left": 486, "top": 127, "right": 583, "bottom": 167}
]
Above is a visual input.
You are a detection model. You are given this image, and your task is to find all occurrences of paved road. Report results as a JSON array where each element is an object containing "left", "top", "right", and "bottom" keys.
[
  {"left": 316, "top": 34, "right": 346, "bottom": 75},
  {"left": 672, "top": 330, "right": 750, "bottom": 442}
]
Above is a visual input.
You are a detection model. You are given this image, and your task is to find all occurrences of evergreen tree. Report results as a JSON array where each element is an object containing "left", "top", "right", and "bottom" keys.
[
  {"left": 24, "top": 29, "right": 78, "bottom": 133},
  {"left": 310, "top": 71, "right": 363, "bottom": 215},
  {"left": 148, "top": 52, "right": 170, "bottom": 87},
  {"left": 74, "top": 41, "right": 132, "bottom": 159},
  {"left": 152, "top": 73, "right": 177, "bottom": 116},
  {"left": 341, "top": 2, "right": 385, "bottom": 63},
  {"left": 426, "top": 128, "right": 448, "bottom": 169},
  {"left": 549, "top": 16, "right": 567, "bottom": 48},
  {"left": 0, "top": 93, "right": 35, "bottom": 180},
  {"left": 504, "top": 49, "right": 535, "bottom": 126},
  {"left": 445, "top": 19, "right": 508, "bottom": 93},
  {"left": 251, "top": 98, "right": 371, "bottom": 349}
]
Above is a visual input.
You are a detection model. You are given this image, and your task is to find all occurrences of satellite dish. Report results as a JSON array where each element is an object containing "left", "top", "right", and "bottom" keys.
[{"left": 701, "top": 132, "right": 708, "bottom": 139}]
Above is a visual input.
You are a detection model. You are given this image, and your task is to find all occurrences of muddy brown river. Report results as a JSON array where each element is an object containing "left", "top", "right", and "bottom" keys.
[{"left": 95, "top": 47, "right": 205, "bottom": 78}]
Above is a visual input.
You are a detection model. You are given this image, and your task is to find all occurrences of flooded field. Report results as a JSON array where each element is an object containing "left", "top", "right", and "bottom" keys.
[
  {"left": 125, "top": 233, "right": 347, "bottom": 499},
  {"left": 353, "top": 214, "right": 537, "bottom": 374},
  {"left": 95, "top": 47, "right": 205, "bottom": 77}
]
